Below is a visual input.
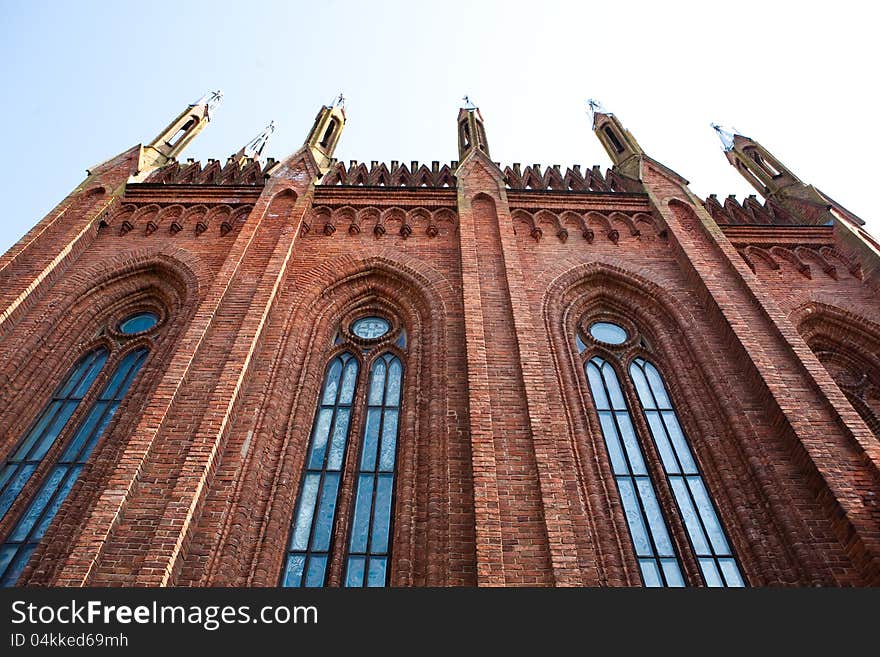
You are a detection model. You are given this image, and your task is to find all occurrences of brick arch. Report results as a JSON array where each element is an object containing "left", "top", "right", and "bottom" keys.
[
  {"left": 792, "top": 301, "right": 880, "bottom": 439},
  {"left": 190, "top": 250, "right": 473, "bottom": 588},
  {"left": 541, "top": 260, "right": 824, "bottom": 586}
]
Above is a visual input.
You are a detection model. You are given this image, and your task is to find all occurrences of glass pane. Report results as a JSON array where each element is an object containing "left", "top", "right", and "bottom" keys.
[
  {"left": 615, "top": 412, "right": 647, "bottom": 475},
  {"left": 629, "top": 362, "right": 655, "bottom": 410},
  {"left": 321, "top": 359, "right": 342, "bottom": 406},
  {"left": 370, "top": 474, "right": 394, "bottom": 554},
  {"left": 660, "top": 558, "right": 686, "bottom": 587},
  {"left": 379, "top": 409, "right": 398, "bottom": 472},
  {"left": 59, "top": 352, "right": 97, "bottom": 398},
  {"left": 639, "top": 559, "right": 663, "bottom": 587},
  {"left": 589, "top": 322, "right": 628, "bottom": 345},
  {"left": 669, "top": 476, "right": 711, "bottom": 555},
  {"left": 118, "top": 312, "right": 158, "bottom": 335},
  {"left": 349, "top": 474, "right": 374, "bottom": 553},
  {"left": 644, "top": 362, "right": 671, "bottom": 409},
  {"left": 645, "top": 411, "right": 679, "bottom": 474},
  {"left": 289, "top": 473, "right": 320, "bottom": 551},
  {"left": 602, "top": 365, "right": 626, "bottom": 410},
  {"left": 385, "top": 359, "right": 402, "bottom": 406},
  {"left": 310, "top": 472, "right": 340, "bottom": 552},
  {"left": 662, "top": 412, "right": 697, "bottom": 474},
  {"left": 326, "top": 408, "right": 350, "bottom": 471},
  {"left": 0, "top": 464, "right": 14, "bottom": 492},
  {"left": 79, "top": 402, "right": 119, "bottom": 462},
  {"left": 1, "top": 544, "right": 36, "bottom": 587},
  {"left": 351, "top": 317, "right": 390, "bottom": 340},
  {"left": 345, "top": 556, "right": 366, "bottom": 587},
  {"left": 587, "top": 362, "right": 609, "bottom": 410},
  {"left": 686, "top": 476, "right": 731, "bottom": 555},
  {"left": 306, "top": 409, "right": 333, "bottom": 470},
  {"left": 32, "top": 465, "right": 82, "bottom": 539},
  {"left": 396, "top": 330, "right": 407, "bottom": 349},
  {"left": 0, "top": 465, "right": 37, "bottom": 520},
  {"left": 60, "top": 402, "right": 109, "bottom": 463},
  {"left": 718, "top": 558, "right": 745, "bottom": 587},
  {"left": 10, "top": 466, "right": 67, "bottom": 542},
  {"left": 72, "top": 352, "right": 108, "bottom": 398},
  {"left": 598, "top": 413, "right": 628, "bottom": 475},
  {"left": 368, "top": 361, "right": 386, "bottom": 406},
  {"left": 617, "top": 478, "right": 651, "bottom": 557},
  {"left": 339, "top": 359, "right": 358, "bottom": 405},
  {"left": 699, "top": 558, "right": 724, "bottom": 587},
  {"left": 304, "top": 555, "right": 328, "bottom": 587},
  {"left": 635, "top": 477, "right": 675, "bottom": 557},
  {"left": 31, "top": 401, "right": 78, "bottom": 460},
  {"left": 367, "top": 557, "right": 387, "bottom": 587},
  {"left": 575, "top": 333, "right": 587, "bottom": 353},
  {"left": 13, "top": 403, "right": 61, "bottom": 460},
  {"left": 105, "top": 350, "right": 146, "bottom": 401},
  {"left": 0, "top": 545, "right": 18, "bottom": 580},
  {"left": 281, "top": 554, "right": 306, "bottom": 587},
  {"left": 360, "top": 409, "right": 381, "bottom": 471}
]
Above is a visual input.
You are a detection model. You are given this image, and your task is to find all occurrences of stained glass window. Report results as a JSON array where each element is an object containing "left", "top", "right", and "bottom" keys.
[{"left": 118, "top": 312, "right": 158, "bottom": 335}]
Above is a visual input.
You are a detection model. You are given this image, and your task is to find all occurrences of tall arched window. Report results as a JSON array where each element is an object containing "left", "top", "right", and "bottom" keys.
[
  {"left": 579, "top": 319, "right": 745, "bottom": 587},
  {"left": 0, "top": 310, "right": 159, "bottom": 586},
  {"left": 282, "top": 314, "right": 405, "bottom": 588}
]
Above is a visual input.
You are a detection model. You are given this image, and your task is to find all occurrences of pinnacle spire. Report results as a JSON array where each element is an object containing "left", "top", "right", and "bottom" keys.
[{"left": 236, "top": 120, "right": 276, "bottom": 161}]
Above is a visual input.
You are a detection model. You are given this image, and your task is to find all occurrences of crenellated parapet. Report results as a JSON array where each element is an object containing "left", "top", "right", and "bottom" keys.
[
  {"left": 703, "top": 194, "right": 799, "bottom": 226},
  {"left": 320, "top": 160, "right": 457, "bottom": 188},
  {"left": 144, "top": 157, "right": 272, "bottom": 186}
]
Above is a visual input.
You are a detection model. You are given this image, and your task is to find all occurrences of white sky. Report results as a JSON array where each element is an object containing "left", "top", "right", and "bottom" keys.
[{"left": 0, "top": 0, "right": 877, "bottom": 254}]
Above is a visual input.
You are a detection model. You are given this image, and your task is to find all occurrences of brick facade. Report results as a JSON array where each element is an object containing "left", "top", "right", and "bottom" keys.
[{"left": 1, "top": 99, "right": 878, "bottom": 586}]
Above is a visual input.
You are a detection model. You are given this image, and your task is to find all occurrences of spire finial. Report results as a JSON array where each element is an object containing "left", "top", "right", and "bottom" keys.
[
  {"left": 711, "top": 123, "right": 738, "bottom": 152},
  {"left": 239, "top": 120, "right": 276, "bottom": 160},
  {"left": 190, "top": 89, "right": 224, "bottom": 121},
  {"left": 586, "top": 98, "right": 607, "bottom": 121},
  {"left": 462, "top": 95, "right": 477, "bottom": 110},
  {"left": 330, "top": 93, "right": 345, "bottom": 109}
]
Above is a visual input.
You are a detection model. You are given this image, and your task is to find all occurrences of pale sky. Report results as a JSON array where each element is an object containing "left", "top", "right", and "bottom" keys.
[{"left": 0, "top": 0, "right": 877, "bottom": 254}]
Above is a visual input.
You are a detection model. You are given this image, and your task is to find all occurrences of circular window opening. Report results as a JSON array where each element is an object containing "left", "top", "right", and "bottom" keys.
[
  {"left": 589, "top": 321, "right": 628, "bottom": 345},
  {"left": 351, "top": 316, "right": 390, "bottom": 340},
  {"left": 119, "top": 311, "right": 159, "bottom": 335}
]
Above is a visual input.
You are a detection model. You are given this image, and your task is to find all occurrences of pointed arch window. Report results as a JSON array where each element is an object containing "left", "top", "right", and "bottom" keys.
[
  {"left": 1, "top": 309, "right": 161, "bottom": 586},
  {"left": 282, "top": 315, "right": 405, "bottom": 588},
  {"left": 579, "top": 320, "right": 745, "bottom": 587}
]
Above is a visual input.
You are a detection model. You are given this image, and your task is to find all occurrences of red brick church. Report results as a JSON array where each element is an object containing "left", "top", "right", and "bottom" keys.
[{"left": 0, "top": 92, "right": 878, "bottom": 587}]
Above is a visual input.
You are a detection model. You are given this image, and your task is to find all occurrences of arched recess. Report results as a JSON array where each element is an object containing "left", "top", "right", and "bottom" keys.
[
  {"left": 793, "top": 302, "right": 880, "bottom": 438},
  {"left": 542, "top": 261, "right": 829, "bottom": 586},
  {"left": 185, "top": 251, "right": 475, "bottom": 588},
  {"left": 0, "top": 250, "right": 200, "bottom": 585}
]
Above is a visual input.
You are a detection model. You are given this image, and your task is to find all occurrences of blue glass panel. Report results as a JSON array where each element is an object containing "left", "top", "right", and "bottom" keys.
[
  {"left": 339, "top": 359, "right": 358, "bottom": 405},
  {"left": 13, "top": 403, "right": 61, "bottom": 460},
  {"left": 615, "top": 412, "right": 647, "bottom": 475},
  {"left": 699, "top": 558, "right": 724, "bottom": 587},
  {"left": 360, "top": 409, "right": 381, "bottom": 470},
  {"left": 379, "top": 410, "right": 398, "bottom": 472},
  {"left": 645, "top": 411, "right": 679, "bottom": 474},
  {"left": 1, "top": 544, "right": 36, "bottom": 587},
  {"left": 31, "top": 401, "right": 78, "bottom": 460},
  {"left": 72, "top": 352, "right": 108, "bottom": 398},
  {"left": 326, "top": 408, "right": 350, "bottom": 471},
  {"left": 386, "top": 359, "right": 402, "bottom": 406},
  {"left": 281, "top": 554, "right": 306, "bottom": 587},
  {"left": 575, "top": 333, "right": 588, "bottom": 354},
  {"left": 321, "top": 359, "right": 343, "bottom": 406},
  {"left": 304, "top": 555, "right": 327, "bottom": 587},
  {"left": 345, "top": 556, "right": 366, "bottom": 587},
  {"left": 306, "top": 409, "right": 334, "bottom": 470},
  {"left": 289, "top": 473, "right": 320, "bottom": 551},
  {"left": 0, "top": 545, "right": 17, "bottom": 579},
  {"left": 598, "top": 413, "right": 628, "bottom": 475},
  {"left": 644, "top": 362, "right": 671, "bottom": 409},
  {"left": 660, "top": 558, "right": 686, "bottom": 587},
  {"left": 587, "top": 362, "right": 609, "bottom": 410},
  {"left": 629, "top": 362, "right": 654, "bottom": 410},
  {"left": 60, "top": 402, "right": 109, "bottom": 463},
  {"left": 349, "top": 474, "right": 374, "bottom": 553},
  {"left": 0, "top": 465, "right": 37, "bottom": 520},
  {"left": 367, "top": 557, "right": 387, "bottom": 587},
  {"left": 310, "top": 472, "right": 340, "bottom": 552},
  {"left": 118, "top": 312, "right": 158, "bottom": 335},
  {"left": 351, "top": 317, "right": 390, "bottom": 340},
  {"left": 32, "top": 466, "right": 82, "bottom": 539},
  {"left": 105, "top": 350, "right": 145, "bottom": 400},
  {"left": 396, "top": 329, "right": 407, "bottom": 349},
  {"left": 686, "top": 476, "right": 731, "bottom": 554},
  {"left": 368, "top": 361, "right": 386, "bottom": 405},
  {"left": 589, "top": 322, "right": 628, "bottom": 345},
  {"left": 0, "top": 464, "right": 14, "bottom": 491},
  {"left": 602, "top": 365, "right": 626, "bottom": 410},
  {"left": 59, "top": 353, "right": 97, "bottom": 398},
  {"left": 10, "top": 467, "right": 67, "bottom": 542},
  {"left": 719, "top": 558, "right": 745, "bottom": 587},
  {"left": 617, "top": 478, "right": 652, "bottom": 557},
  {"left": 370, "top": 474, "right": 394, "bottom": 554},
  {"left": 669, "top": 476, "right": 711, "bottom": 555},
  {"left": 663, "top": 412, "right": 697, "bottom": 474},
  {"left": 639, "top": 559, "right": 663, "bottom": 587},
  {"left": 635, "top": 477, "right": 675, "bottom": 557},
  {"left": 78, "top": 402, "right": 119, "bottom": 462}
]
